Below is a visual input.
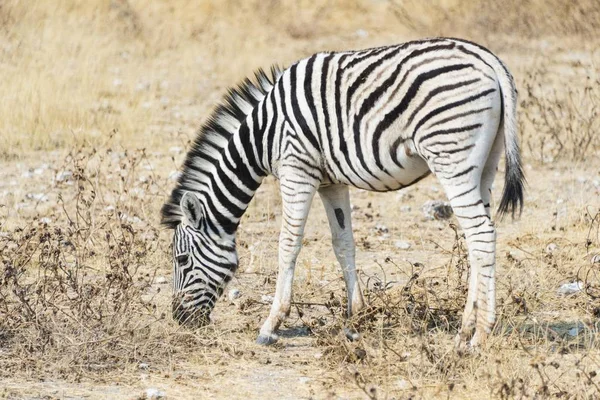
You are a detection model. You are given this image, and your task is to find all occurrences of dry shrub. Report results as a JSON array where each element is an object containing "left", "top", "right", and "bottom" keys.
[
  {"left": 520, "top": 67, "right": 600, "bottom": 162},
  {"left": 0, "top": 143, "right": 191, "bottom": 378}
]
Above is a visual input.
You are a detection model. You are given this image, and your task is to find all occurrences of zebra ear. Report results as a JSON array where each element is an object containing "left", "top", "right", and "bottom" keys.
[{"left": 180, "top": 192, "right": 203, "bottom": 228}]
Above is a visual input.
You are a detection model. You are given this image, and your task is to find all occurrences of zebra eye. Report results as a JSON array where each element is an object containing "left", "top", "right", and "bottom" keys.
[{"left": 176, "top": 254, "right": 189, "bottom": 265}]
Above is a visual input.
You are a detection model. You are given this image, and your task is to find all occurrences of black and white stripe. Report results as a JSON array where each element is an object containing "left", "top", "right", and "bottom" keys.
[{"left": 162, "top": 37, "right": 524, "bottom": 347}]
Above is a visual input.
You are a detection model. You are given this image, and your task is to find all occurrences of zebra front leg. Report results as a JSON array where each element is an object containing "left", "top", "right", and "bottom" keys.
[
  {"left": 318, "top": 184, "right": 364, "bottom": 341},
  {"left": 256, "top": 172, "right": 319, "bottom": 345}
]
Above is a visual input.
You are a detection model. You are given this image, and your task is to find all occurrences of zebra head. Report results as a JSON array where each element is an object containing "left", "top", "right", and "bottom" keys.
[{"left": 171, "top": 192, "right": 238, "bottom": 327}]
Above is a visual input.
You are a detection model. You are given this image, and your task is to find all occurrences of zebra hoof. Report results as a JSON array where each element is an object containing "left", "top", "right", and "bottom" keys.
[
  {"left": 344, "top": 328, "right": 361, "bottom": 342},
  {"left": 256, "top": 333, "right": 279, "bottom": 346}
]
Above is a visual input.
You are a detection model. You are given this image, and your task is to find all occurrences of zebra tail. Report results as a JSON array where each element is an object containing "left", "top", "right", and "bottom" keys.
[{"left": 495, "top": 62, "right": 525, "bottom": 219}]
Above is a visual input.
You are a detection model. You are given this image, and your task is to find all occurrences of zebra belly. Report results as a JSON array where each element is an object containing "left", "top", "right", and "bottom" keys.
[{"left": 325, "top": 140, "right": 431, "bottom": 192}]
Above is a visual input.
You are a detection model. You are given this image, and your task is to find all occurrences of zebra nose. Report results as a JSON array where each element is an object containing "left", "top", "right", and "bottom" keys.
[{"left": 172, "top": 301, "right": 211, "bottom": 327}]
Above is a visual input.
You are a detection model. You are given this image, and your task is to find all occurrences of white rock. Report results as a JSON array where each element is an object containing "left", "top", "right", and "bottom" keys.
[
  {"left": 261, "top": 295, "right": 274, "bottom": 303},
  {"left": 145, "top": 388, "right": 165, "bottom": 399},
  {"left": 545, "top": 243, "right": 558, "bottom": 254},
  {"left": 299, "top": 377, "right": 311, "bottom": 384},
  {"left": 557, "top": 281, "right": 583, "bottom": 295},
  {"left": 138, "top": 362, "right": 149, "bottom": 370},
  {"left": 155, "top": 276, "right": 168, "bottom": 284},
  {"left": 422, "top": 200, "right": 453, "bottom": 220},
  {"left": 228, "top": 288, "right": 241, "bottom": 301},
  {"left": 556, "top": 198, "right": 564, "bottom": 205},
  {"left": 39, "top": 217, "right": 52, "bottom": 224},
  {"left": 396, "top": 379, "right": 411, "bottom": 390},
  {"left": 394, "top": 241, "right": 411, "bottom": 250},
  {"left": 56, "top": 170, "right": 73, "bottom": 182},
  {"left": 26, "top": 193, "right": 49, "bottom": 202}
]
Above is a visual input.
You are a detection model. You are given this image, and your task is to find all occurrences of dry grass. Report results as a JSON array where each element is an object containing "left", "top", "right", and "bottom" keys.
[{"left": 1, "top": 0, "right": 600, "bottom": 399}]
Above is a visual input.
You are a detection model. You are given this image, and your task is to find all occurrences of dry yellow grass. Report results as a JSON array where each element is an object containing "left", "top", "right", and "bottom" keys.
[{"left": 1, "top": 1, "right": 600, "bottom": 399}]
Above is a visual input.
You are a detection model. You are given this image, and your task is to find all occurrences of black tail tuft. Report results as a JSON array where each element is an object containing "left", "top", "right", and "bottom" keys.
[{"left": 497, "top": 155, "right": 525, "bottom": 219}]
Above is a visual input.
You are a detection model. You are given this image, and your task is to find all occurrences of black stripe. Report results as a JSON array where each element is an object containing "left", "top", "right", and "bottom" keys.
[
  {"left": 289, "top": 63, "right": 320, "bottom": 151},
  {"left": 418, "top": 123, "right": 482, "bottom": 145},
  {"left": 412, "top": 88, "right": 496, "bottom": 138},
  {"left": 405, "top": 78, "right": 480, "bottom": 127}
]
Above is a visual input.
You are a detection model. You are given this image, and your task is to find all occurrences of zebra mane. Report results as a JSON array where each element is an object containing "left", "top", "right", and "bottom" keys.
[{"left": 161, "top": 65, "right": 283, "bottom": 229}]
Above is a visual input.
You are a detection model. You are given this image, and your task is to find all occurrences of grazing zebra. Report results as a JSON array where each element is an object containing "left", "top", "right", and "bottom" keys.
[{"left": 161, "top": 37, "right": 524, "bottom": 348}]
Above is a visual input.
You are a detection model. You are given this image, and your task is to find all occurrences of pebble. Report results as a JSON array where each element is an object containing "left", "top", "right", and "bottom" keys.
[
  {"left": 397, "top": 379, "right": 411, "bottom": 390},
  {"left": 155, "top": 276, "right": 168, "bottom": 284},
  {"left": 394, "top": 240, "right": 411, "bottom": 250},
  {"left": 422, "top": 200, "right": 453, "bottom": 220},
  {"left": 545, "top": 243, "right": 558, "bottom": 254},
  {"left": 261, "top": 295, "right": 274, "bottom": 303},
  {"left": 375, "top": 224, "right": 389, "bottom": 233},
  {"left": 145, "top": 388, "right": 165, "bottom": 399},
  {"left": 26, "top": 193, "right": 49, "bottom": 202},
  {"left": 56, "top": 170, "right": 73, "bottom": 182},
  {"left": 138, "top": 362, "right": 149, "bottom": 370},
  {"left": 557, "top": 281, "right": 583, "bottom": 295},
  {"left": 228, "top": 288, "right": 241, "bottom": 301}
]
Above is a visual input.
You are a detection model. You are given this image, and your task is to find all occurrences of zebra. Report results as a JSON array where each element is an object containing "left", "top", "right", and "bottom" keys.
[{"left": 161, "top": 37, "right": 524, "bottom": 349}]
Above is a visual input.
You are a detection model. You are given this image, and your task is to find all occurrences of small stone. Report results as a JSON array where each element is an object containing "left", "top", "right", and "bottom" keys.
[
  {"left": 26, "top": 193, "right": 49, "bottom": 202},
  {"left": 155, "top": 276, "right": 168, "bottom": 285},
  {"left": 375, "top": 224, "right": 389, "bottom": 233},
  {"left": 56, "top": 170, "right": 73, "bottom": 182},
  {"left": 145, "top": 388, "right": 165, "bottom": 399},
  {"left": 228, "top": 288, "right": 241, "bottom": 301},
  {"left": 138, "top": 362, "right": 149, "bottom": 370},
  {"left": 545, "top": 243, "right": 558, "bottom": 254},
  {"left": 397, "top": 379, "right": 411, "bottom": 390},
  {"left": 39, "top": 217, "right": 52, "bottom": 224},
  {"left": 299, "top": 377, "right": 311, "bottom": 384},
  {"left": 394, "top": 240, "right": 411, "bottom": 250},
  {"left": 261, "top": 295, "right": 274, "bottom": 303},
  {"left": 422, "top": 200, "right": 453, "bottom": 220},
  {"left": 557, "top": 281, "right": 583, "bottom": 295}
]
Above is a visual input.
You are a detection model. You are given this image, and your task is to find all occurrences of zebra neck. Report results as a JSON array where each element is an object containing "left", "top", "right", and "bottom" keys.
[{"left": 199, "top": 119, "right": 267, "bottom": 236}]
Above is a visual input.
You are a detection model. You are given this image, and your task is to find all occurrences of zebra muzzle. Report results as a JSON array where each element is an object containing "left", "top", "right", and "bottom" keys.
[{"left": 172, "top": 300, "right": 211, "bottom": 328}]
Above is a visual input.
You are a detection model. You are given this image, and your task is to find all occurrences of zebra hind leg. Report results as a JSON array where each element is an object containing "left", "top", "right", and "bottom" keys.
[
  {"left": 440, "top": 174, "right": 497, "bottom": 351},
  {"left": 318, "top": 184, "right": 365, "bottom": 341},
  {"left": 469, "top": 130, "right": 503, "bottom": 347},
  {"left": 256, "top": 170, "right": 320, "bottom": 345}
]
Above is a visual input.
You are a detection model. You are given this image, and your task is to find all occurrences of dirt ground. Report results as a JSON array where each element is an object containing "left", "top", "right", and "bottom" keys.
[{"left": 1, "top": 1, "right": 600, "bottom": 399}]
